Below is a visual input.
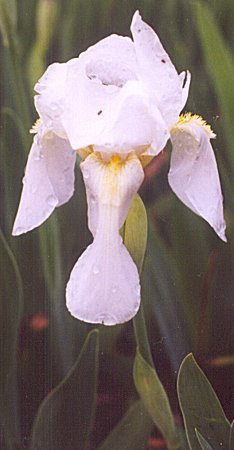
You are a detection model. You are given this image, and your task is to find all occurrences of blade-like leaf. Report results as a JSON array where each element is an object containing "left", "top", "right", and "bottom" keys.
[
  {"left": 195, "top": 429, "right": 214, "bottom": 450},
  {"left": 177, "top": 354, "right": 230, "bottom": 450},
  {"left": 193, "top": 1, "right": 234, "bottom": 166},
  {"left": 0, "top": 228, "right": 23, "bottom": 448},
  {"left": 133, "top": 347, "right": 180, "bottom": 449},
  {"left": 99, "top": 399, "right": 154, "bottom": 450},
  {"left": 229, "top": 421, "right": 234, "bottom": 450},
  {"left": 31, "top": 329, "right": 99, "bottom": 450},
  {"left": 122, "top": 193, "right": 148, "bottom": 274}
]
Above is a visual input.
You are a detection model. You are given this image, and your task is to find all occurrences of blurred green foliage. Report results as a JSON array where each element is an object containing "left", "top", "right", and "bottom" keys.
[{"left": 0, "top": 0, "right": 233, "bottom": 449}]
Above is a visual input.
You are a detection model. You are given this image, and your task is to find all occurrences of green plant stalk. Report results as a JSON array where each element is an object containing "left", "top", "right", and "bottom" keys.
[
  {"left": 133, "top": 303, "right": 154, "bottom": 367},
  {"left": 6, "top": 35, "right": 31, "bottom": 134},
  {"left": 122, "top": 197, "right": 180, "bottom": 449}
]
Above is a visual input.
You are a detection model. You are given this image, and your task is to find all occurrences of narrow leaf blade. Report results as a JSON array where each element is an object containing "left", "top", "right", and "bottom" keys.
[
  {"left": 123, "top": 193, "right": 147, "bottom": 274},
  {"left": 133, "top": 347, "right": 179, "bottom": 449},
  {"left": 31, "top": 329, "right": 99, "bottom": 450},
  {"left": 177, "top": 354, "right": 230, "bottom": 450},
  {"left": 194, "top": 1, "right": 234, "bottom": 164},
  {"left": 196, "top": 429, "right": 214, "bottom": 450},
  {"left": 0, "top": 229, "right": 23, "bottom": 447},
  {"left": 99, "top": 399, "right": 153, "bottom": 450}
]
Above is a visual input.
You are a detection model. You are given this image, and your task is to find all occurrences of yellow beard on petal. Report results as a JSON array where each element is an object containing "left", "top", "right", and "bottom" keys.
[
  {"left": 171, "top": 112, "right": 216, "bottom": 138},
  {"left": 30, "top": 117, "right": 42, "bottom": 134}
]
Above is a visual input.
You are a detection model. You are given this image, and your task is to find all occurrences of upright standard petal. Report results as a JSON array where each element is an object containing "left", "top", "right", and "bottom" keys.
[
  {"left": 63, "top": 60, "right": 169, "bottom": 154},
  {"left": 131, "top": 11, "right": 189, "bottom": 128},
  {"left": 169, "top": 114, "right": 226, "bottom": 241},
  {"left": 35, "top": 62, "right": 68, "bottom": 138},
  {"left": 66, "top": 153, "right": 144, "bottom": 325},
  {"left": 13, "top": 132, "right": 76, "bottom": 235}
]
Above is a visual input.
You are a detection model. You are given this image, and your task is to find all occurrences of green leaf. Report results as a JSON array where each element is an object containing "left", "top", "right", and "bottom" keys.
[
  {"left": 193, "top": 1, "right": 234, "bottom": 166},
  {"left": 31, "top": 329, "right": 99, "bottom": 450},
  {"left": 229, "top": 421, "right": 234, "bottom": 450},
  {"left": 195, "top": 429, "right": 214, "bottom": 450},
  {"left": 133, "top": 347, "right": 179, "bottom": 449},
  {"left": 27, "top": 0, "right": 58, "bottom": 90},
  {"left": 122, "top": 193, "right": 147, "bottom": 274},
  {"left": 99, "top": 399, "right": 154, "bottom": 450},
  {"left": 0, "top": 228, "right": 23, "bottom": 448},
  {"left": 0, "top": 0, "right": 17, "bottom": 47},
  {"left": 177, "top": 354, "right": 230, "bottom": 450}
]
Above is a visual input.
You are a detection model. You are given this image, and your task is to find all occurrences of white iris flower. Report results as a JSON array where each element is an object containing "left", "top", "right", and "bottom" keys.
[{"left": 13, "top": 11, "right": 226, "bottom": 325}]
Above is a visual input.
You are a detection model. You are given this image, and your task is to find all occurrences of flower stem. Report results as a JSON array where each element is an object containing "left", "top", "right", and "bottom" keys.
[{"left": 133, "top": 301, "right": 154, "bottom": 367}]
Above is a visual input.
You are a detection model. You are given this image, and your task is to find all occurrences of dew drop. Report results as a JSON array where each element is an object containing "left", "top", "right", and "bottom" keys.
[
  {"left": 90, "top": 194, "right": 96, "bottom": 204},
  {"left": 83, "top": 170, "right": 89, "bottom": 180},
  {"left": 111, "top": 285, "right": 118, "bottom": 294},
  {"left": 46, "top": 195, "right": 57, "bottom": 207},
  {"left": 135, "top": 284, "right": 141, "bottom": 297},
  {"left": 22, "top": 176, "right": 27, "bottom": 185},
  {"left": 31, "top": 184, "right": 37, "bottom": 194},
  {"left": 92, "top": 265, "right": 99, "bottom": 275},
  {"left": 33, "top": 148, "right": 44, "bottom": 161}
]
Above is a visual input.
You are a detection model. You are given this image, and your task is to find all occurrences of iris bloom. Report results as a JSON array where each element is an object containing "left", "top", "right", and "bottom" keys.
[{"left": 13, "top": 11, "right": 226, "bottom": 325}]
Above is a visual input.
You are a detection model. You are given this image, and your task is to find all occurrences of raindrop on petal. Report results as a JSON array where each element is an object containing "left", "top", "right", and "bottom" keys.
[
  {"left": 46, "top": 195, "right": 57, "bottom": 207},
  {"left": 92, "top": 265, "right": 99, "bottom": 275},
  {"left": 135, "top": 284, "right": 141, "bottom": 297},
  {"left": 31, "top": 184, "right": 37, "bottom": 194},
  {"left": 111, "top": 285, "right": 118, "bottom": 294}
]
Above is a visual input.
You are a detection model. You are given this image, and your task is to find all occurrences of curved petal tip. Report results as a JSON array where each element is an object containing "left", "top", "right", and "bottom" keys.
[{"left": 66, "top": 239, "right": 141, "bottom": 326}]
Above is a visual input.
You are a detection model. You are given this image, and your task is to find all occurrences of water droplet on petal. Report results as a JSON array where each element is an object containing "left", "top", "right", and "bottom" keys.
[
  {"left": 135, "top": 284, "right": 141, "bottom": 297},
  {"left": 33, "top": 146, "right": 44, "bottom": 160},
  {"left": 111, "top": 285, "right": 118, "bottom": 294},
  {"left": 22, "top": 176, "right": 27, "bottom": 185},
  {"left": 31, "top": 184, "right": 37, "bottom": 194},
  {"left": 46, "top": 195, "right": 57, "bottom": 207},
  {"left": 90, "top": 194, "right": 96, "bottom": 205},
  {"left": 83, "top": 170, "right": 89, "bottom": 180},
  {"left": 92, "top": 265, "right": 99, "bottom": 275}
]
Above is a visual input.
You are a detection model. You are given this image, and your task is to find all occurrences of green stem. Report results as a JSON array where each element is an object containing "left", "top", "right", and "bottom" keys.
[
  {"left": 133, "top": 303, "right": 154, "bottom": 367},
  {"left": 7, "top": 38, "right": 31, "bottom": 133}
]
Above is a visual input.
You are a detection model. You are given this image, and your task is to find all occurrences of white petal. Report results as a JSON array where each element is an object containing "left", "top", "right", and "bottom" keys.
[
  {"left": 12, "top": 133, "right": 76, "bottom": 235},
  {"left": 79, "top": 34, "right": 138, "bottom": 85},
  {"left": 35, "top": 62, "right": 68, "bottom": 138},
  {"left": 131, "top": 11, "right": 189, "bottom": 127},
  {"left": 92, "top": 80, "right": 169, "bottom": 155},
  {"left": 63, "top": 60, "right": 168, "bottom": 154},
  {"left": 169, "top": 117, "right": 226, "bottom": 241},
  {"left": 66, "top": 153, "right": 144, "bottom": 325}
]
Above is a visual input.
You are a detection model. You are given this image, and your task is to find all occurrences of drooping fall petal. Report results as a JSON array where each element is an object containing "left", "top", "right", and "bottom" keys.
[
  {"left": 66, "top": 153, "right": 144, "bottom": 325},
  {"left": 169, "top": 115, "right": 226, "bottom": 241},
  {"left": 13, "top": 132, "right": 76, "bottom": 235}
]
